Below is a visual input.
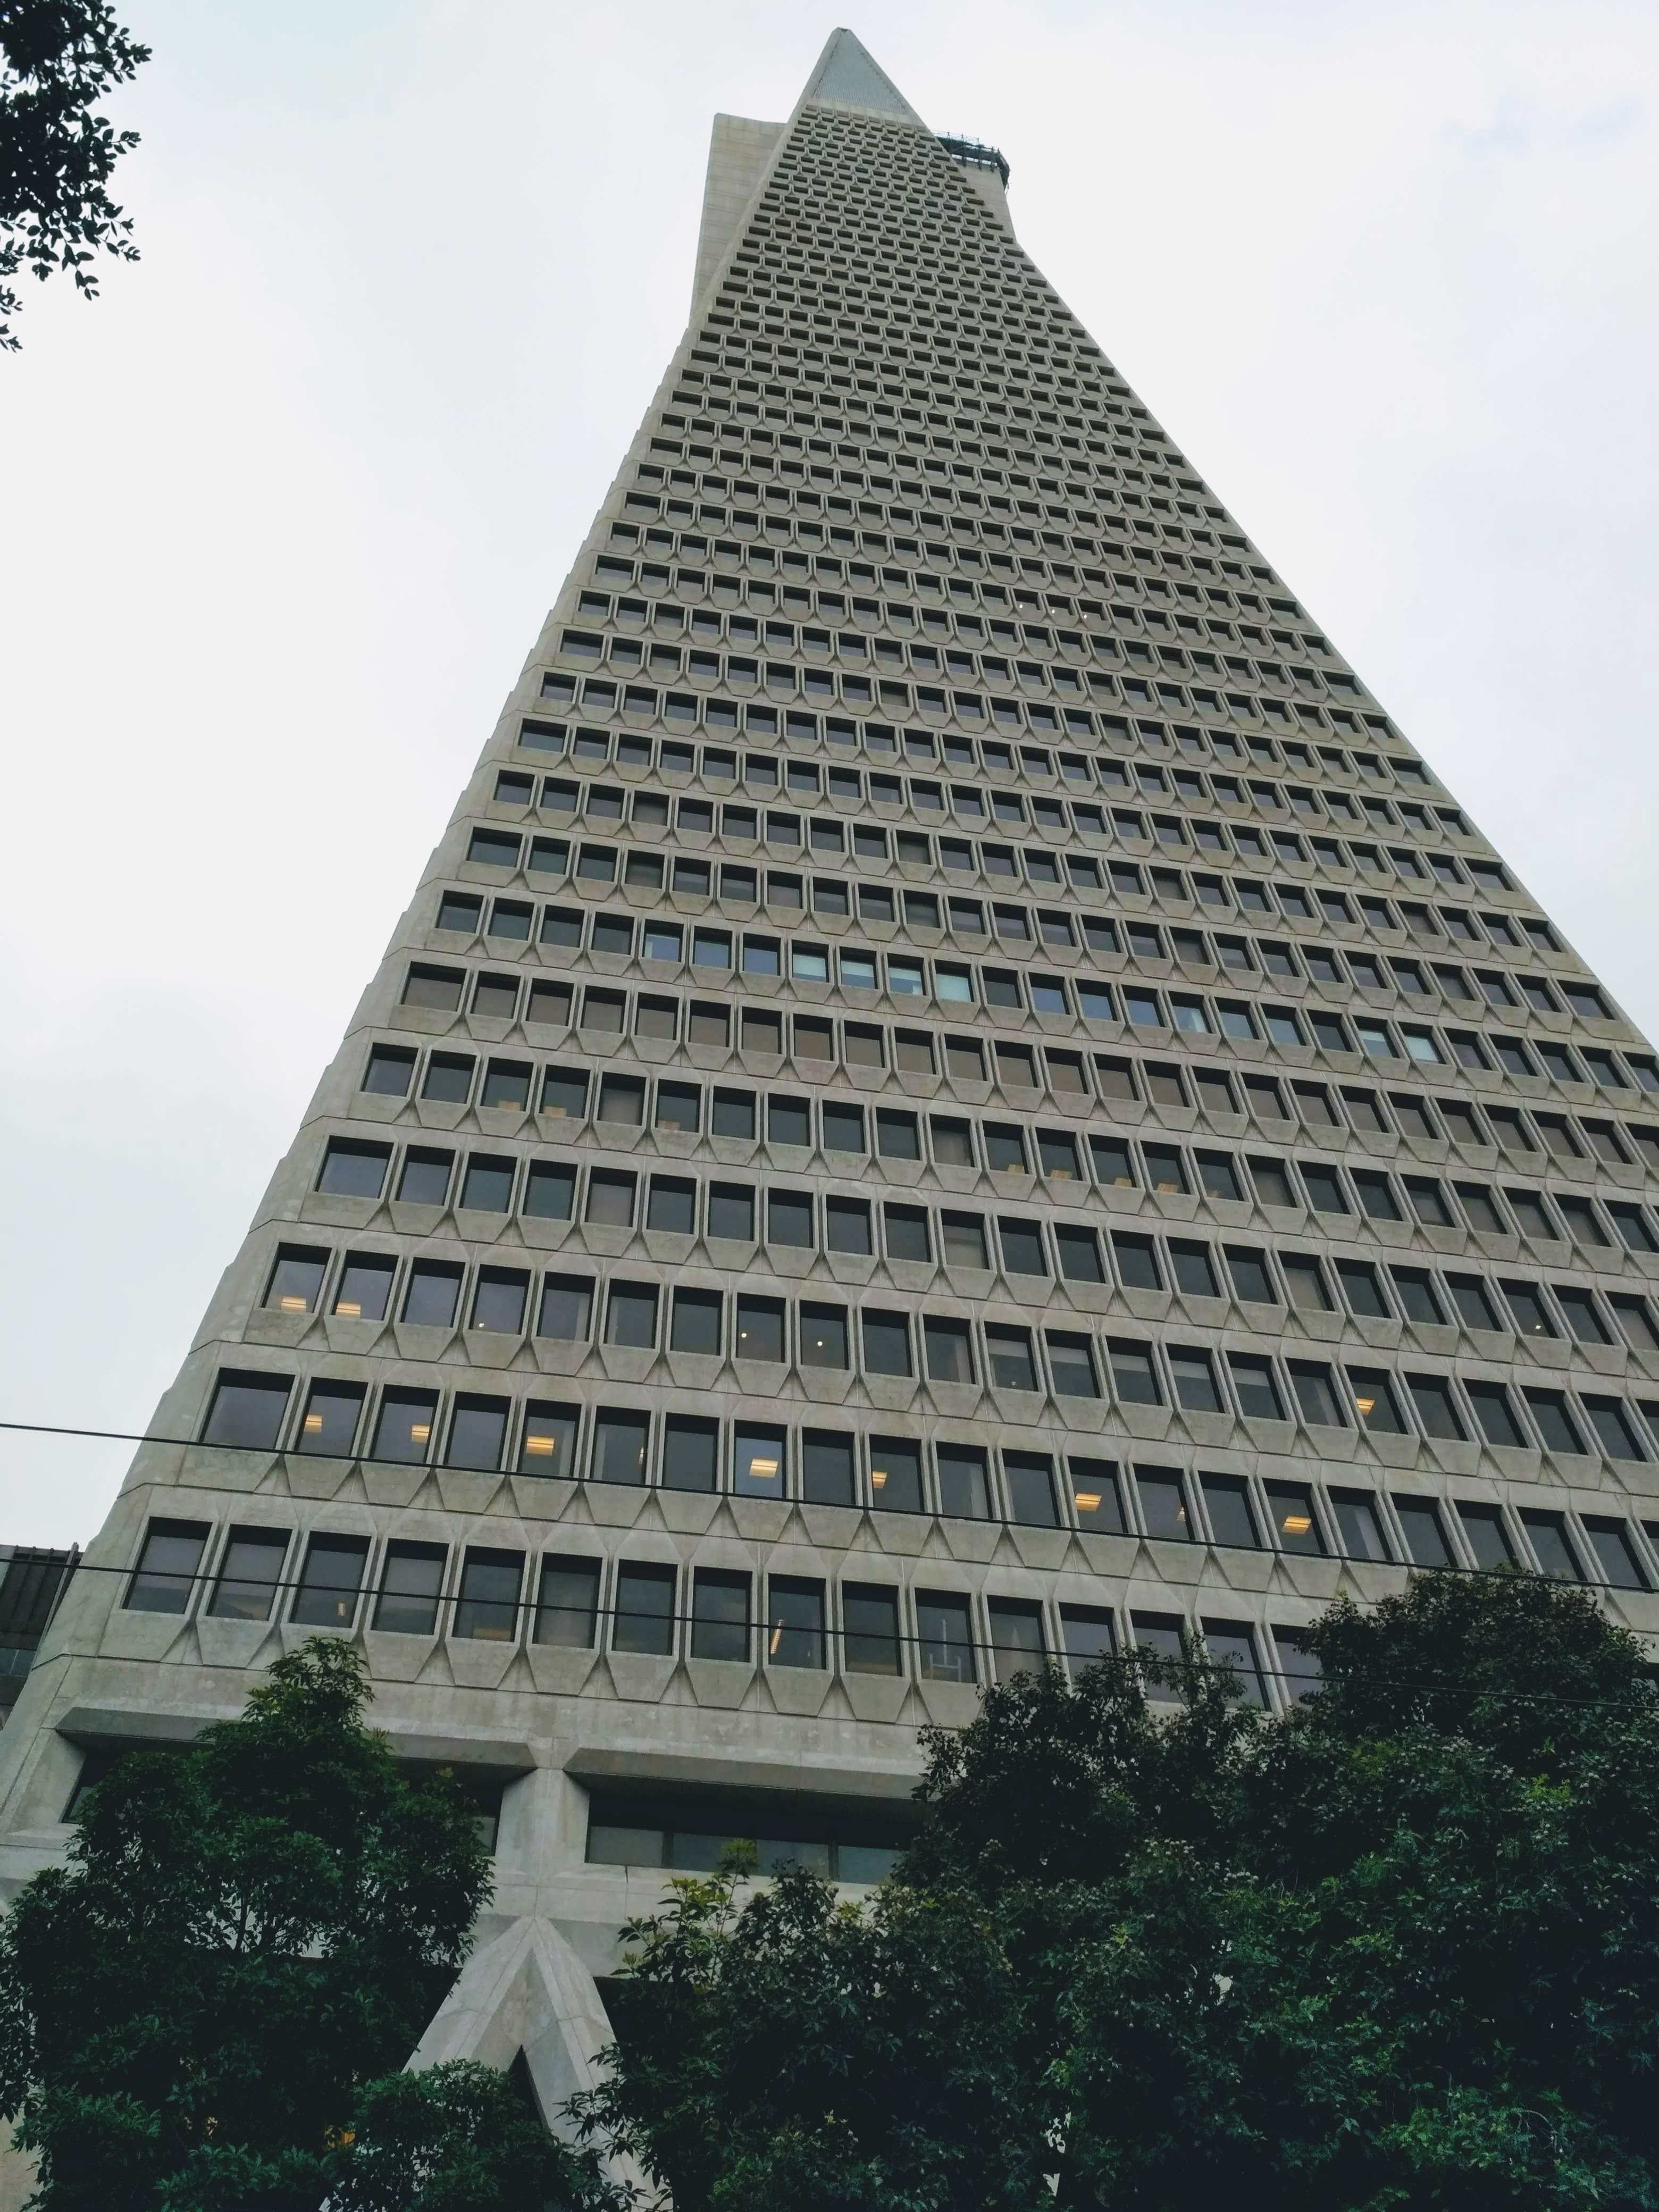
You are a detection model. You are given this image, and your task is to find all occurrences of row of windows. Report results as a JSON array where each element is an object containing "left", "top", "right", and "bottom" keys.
[
  {"left": 318, "top": 1124, "right": 1659, "bottom": 1262},
  {"left": 504, "top": 725, "right": 1433, "bottom": 832},
  {"left": 121, "top": 1514, "right": 1314, "bottom": 1726},
  {"left": 582, "top": 559, "right": 1322, "bottom": 658},
  {"left": 141, "top": 1436, "right": 1659, "bottom": 1608},
  {"left": 562, "top": 606, "right": 1337, "bottom": 711},
  {"left": 596, "top": 493, "right": 1323, "bottom": 644},
  {"left": 204, "top": 1330, "right": 1659, "bottom": 1484},
  {"left": 441, "top": 889, "right": 1599, "bottom": 1045},
  {"left": 613, "top": 454, "right": 1230, "bottom": 566},
  {"left": 545, "top": 653, "right": 1361, "bottom": 747},
  {"left": 452, "top": 856, "right": 1560, "bottom": 1021},
  {"left": 494, "top": 735, "right": 1451, "bottom": 838},
  {"left": 365, "top": 1037, "right": 1659, "bottom": 1175},
  {"left": 467, "top": 808, "right": 1509, "bottom": 926},
  {"left": 633, "top": 445, "right": 1229, "bottom": 549},
  {"left": 403, "top": 957, "right": 1647, "bottom": 1100},
  {"left": 275, "top": 1229, "right": 1659, "bottom": 1360}
]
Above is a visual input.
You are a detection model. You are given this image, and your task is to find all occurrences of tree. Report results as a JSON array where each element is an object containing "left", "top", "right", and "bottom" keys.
[
  {"left": 577, "top": 1574, "right": 1659, "bottom": 2211},
  {"left": 1, "top": 0, "right": 149, "bottom": 351},
  {"left": 0, "top": 1637, "right": 610, "bottom": 2210}
]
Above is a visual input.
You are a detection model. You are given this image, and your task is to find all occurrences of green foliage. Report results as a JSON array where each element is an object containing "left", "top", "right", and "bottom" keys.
[
  {"left": 0, "top": 1637, "right": 606, "bottom": 2211},
  {"left": 577, "top": 1575, "right": 1659, "bottom": 2211},
  {"left": 332, "top": 2062, "right": 605, "bottom": 2212},
  {"left": 1, "top": 0, "right": 149, "bottom": 349}
]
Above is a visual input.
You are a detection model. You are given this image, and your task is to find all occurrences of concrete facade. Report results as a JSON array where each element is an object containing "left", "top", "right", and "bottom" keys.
[{"left": 6, "top": 22, "right": 1659, "bottom": 2138}]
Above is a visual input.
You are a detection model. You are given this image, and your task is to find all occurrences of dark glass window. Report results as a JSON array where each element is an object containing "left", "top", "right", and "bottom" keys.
[
  {"left": 289, "top": 1533, "right": 368, "bottom": 1629},
  {"left": 1329, "top": 1490, "right": 1390, "bottom": 1562},
  {"left": 519, "top": 1402, "right": 576, "bottom": 1478},
  {"left": 472, "top": 1268, "right": 528, "bottom": 1335},
  {"left": 766, "top": 1576, "right": 826, "bottom": 1669},
  {"left": 802, "top": 1431, "right": 856, "bottom": 1507},
  {"left": 614, "top": 1562, "right": 675, "bottom": 1655},
  {"left": 662, "top": 1416, "right": 717, "bottom": 1494},
  {"left": 1407, "top": 1375, "right": 1467, "bottom": 1442},
  {"left": 523, "top": 1163, "right": 575, "bottom": 1220},
  {"left": 691, "top": 1570, "right": 751, "bottom": 1662},
  {"left": 1137, "top": 1468, "right": 1191, "bottom": 1541},
  {"left": 125, "top": 1519, "right": 209, "bottom": 1614},
  {"left": 403, "top": 1261, "right": 461, "bottom": 1329},
  {"left": 534, "top": 1555, "right": 599, "bottom": 1647},
  {"left": 862, "top": 1310, "right": 911, "bottom": 1377},
  {"left": 203, "top": 1371, "right": 291, "bottom": 1451},
  {"left": 917, "top": 1591, "right": 976, "bottom": 1683},
  {"left": 374, "top": 1541, "right": 446, "bottom": 1635},
  {"left": 1521, "top": 1511, "right": 1583, "bottom": 1582},
  {"left": 447, "top": 1395, "right": 508, "bottom": 1471},
  {"left": 606, "top": 1282, "right": 659, "bottom": 1350},
  {"left": 207, "top": 1528, "right": 288, "bottom": 1621},
  {"left": 334, "top": 1255, "right": 395, "bottom": 1321},
  {"left": 801, "top": 1304, "right": 849, "bottom": 1369},
  {"left": 669, "top": 1288, "right": 722, "bottom": 1355},
  {"left": 1264, "top": 1483, "right": 1323, "bottom": 1554},
  {"left": 1201, "top": 1476, "right": 1259, "bottom": 1549},
  {"left": 734, "top": 1425, "right": 786, "bottom": 1497},
  {"left": 319, "top": 1138, "right": 390, "bottom": 1199},
  {"left": 869, "top": 1437, "right": 922, "bottom": 1514},
  {"left": 296, "top": 1380, "right": 363, "bottom": 1457},
  {"left": 537, "top": 1275, "right": 592, "bottom": 1342},
  {"left": 936, "top": 1445, "right": 989, "bottom": 1520},
  {"left": 1464, "top": 1381, "right": 1525, "bottom": 1449},
  {"left": 842, "top": 1583, "right": 902, "bottom": 1675},
  {"left": 592, "top": 1410, "right": 649, "bottom": 1486},
  {"left": 988, "top": 1598, "right": 1044, "bottom": 1683},
  {"left": 736, "top": 1296, "right": 785, "bottom": 1362},
  {"left": 395, "top": 1147, "right": 452, "bottom": 1205},
  {"left": 1393, "top": 1497, "right": 1452, "bottom": 1569},
  {"left": 1457, "top": 1503, "right": 1515, "bottom": 1571},
  {"left": 266, "top": 1246, "right": 328, "bottom": 1312},
  {"left": 453, "top": 1547, "right": 523, "bottom": 1640},
  {"left": 371, "top": 1388, "right": 437, "bottom": 1463},
  {"left": 709, "top": 1183, "right": 756, "bottom": 1240}
]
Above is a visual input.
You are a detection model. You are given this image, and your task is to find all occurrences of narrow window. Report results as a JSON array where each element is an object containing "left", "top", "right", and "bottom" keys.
[
  {"left": 591, "top": 1410, "right": 649, "bottom": 1486},
  {"left": 520, "top": 1402, "right": 576, "bottom": 1479},
  {"left": 289, "top": 1533, "right": 368, "bottom": 1629},
  {"left": 614, "top": 1562, "right": 676, "bottom": 1655},
  {"left": 123, "top": 1522, "right": 208, "bottom": 1628},
  {"left": 766, "top": 1577, "right": 826, "bottom": 1669},
  {"left": 453, "top": 1547, "right": 524, "bottom": 1640},
  {"left": 691, "top": 1570, "right": 751, "bottom": 1663},
  {"left": 203, "top": 1371, "right": 291, "bottom": 1451},
  {"left": 842, "top": 1583, "right": 902, "bottom": 1675},
  {"left": 916, "top": 1591, "right": 977, "bottom": 1683},
  {"left": 207, "top": 1528, "right": 288, "bottom": 1621},
  {"left": 868, "top": 1437, "right": 923, "bottom": 1513},
  {"left": 987, "top": 1598, "right": 1045, "bottom": 1683},
  {"left": 534, "top": 1555, "right": 599, "bottom": 1647},
  {"left": 374, "top": 1541, "right": 447, "bottom": 1635}
]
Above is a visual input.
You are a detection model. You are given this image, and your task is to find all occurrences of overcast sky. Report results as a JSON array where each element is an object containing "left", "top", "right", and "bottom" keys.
[{"left": 2, "top": 0, "right": 1655, "bottom": 1549}]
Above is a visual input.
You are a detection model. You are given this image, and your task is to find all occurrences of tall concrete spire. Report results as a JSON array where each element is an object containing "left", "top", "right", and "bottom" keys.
[{"left": 801, "top": 28, "right": 924, "bottom": 121}]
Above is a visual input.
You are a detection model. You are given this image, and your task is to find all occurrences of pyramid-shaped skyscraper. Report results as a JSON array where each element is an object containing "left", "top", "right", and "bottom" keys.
[{"left": 7, "top": 29, "right": 1659, "bottom": 2099}]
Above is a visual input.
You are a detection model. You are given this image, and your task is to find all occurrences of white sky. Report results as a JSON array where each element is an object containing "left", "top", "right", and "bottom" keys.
[{"left": 2, "top": 0, "right": 1655, "bottom": 1548}]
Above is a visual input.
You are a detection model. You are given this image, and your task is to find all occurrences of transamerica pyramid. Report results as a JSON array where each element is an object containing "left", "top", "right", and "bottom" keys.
[{"left": 6, "top": 26, "right": 1659, "bottom": 2109}]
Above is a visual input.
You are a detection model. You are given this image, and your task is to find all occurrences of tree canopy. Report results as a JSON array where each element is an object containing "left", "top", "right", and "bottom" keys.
[
  {"left": 1, "top": 0, "right": 149, "bottom": 350},
  {"left": 0, "top": 1637, "right": 608, "bottom": 2210},
  {"left": 579, "top": 1573, "right": 1659, "bottom": 2212}
]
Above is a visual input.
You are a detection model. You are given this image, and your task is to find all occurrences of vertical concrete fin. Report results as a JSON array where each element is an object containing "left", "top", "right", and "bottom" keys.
[{"left": 692, "top": 114, "right": 784, "bottom": 313}]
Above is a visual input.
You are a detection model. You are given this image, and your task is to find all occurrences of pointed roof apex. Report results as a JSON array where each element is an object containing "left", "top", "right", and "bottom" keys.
[{"left": 801, "top": 29, "right": 924, "bottom": 123}]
